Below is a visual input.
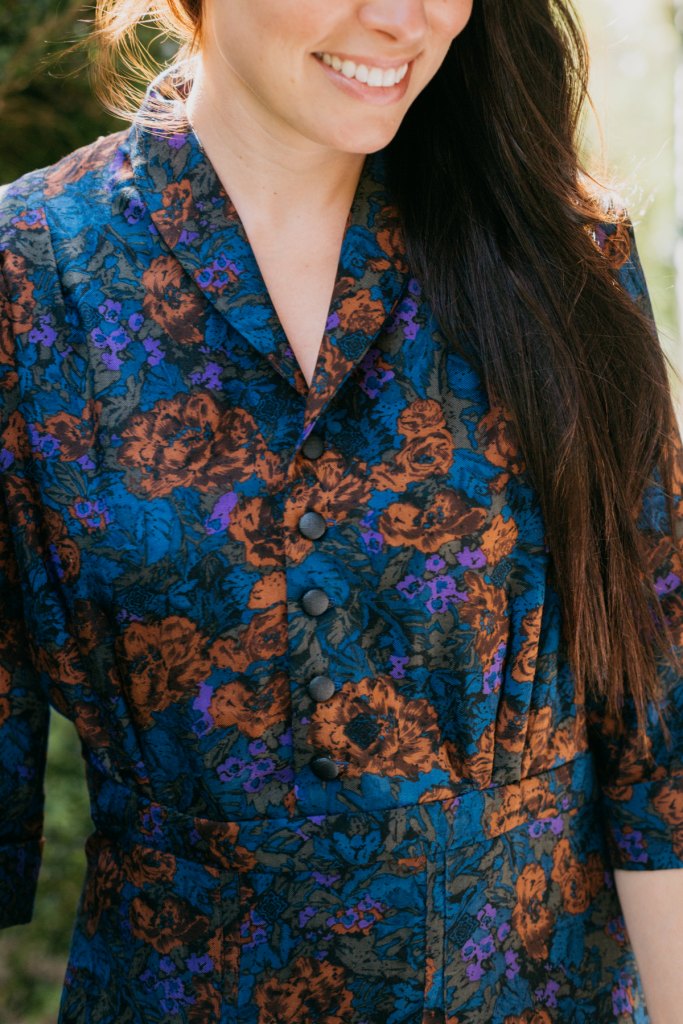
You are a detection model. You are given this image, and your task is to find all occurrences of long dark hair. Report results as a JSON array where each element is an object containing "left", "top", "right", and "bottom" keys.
[
  {"left": 387, "top": 0, "right": 679, "bottom": 741},
  {"left": 94, "top": 0, "right": 680, "bottom": 740}
]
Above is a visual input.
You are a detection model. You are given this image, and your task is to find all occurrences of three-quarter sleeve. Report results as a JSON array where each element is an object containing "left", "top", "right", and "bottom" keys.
[
  {"left": 0, "top": 261, "right": 50, "bottom": 927},
  {"left": 587, "top": 218, "right": 683, "bottom": 870}
]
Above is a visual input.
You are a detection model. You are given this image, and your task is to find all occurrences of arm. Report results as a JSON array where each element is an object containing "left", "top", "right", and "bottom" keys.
[
  {"left": 0, "top": 223, "right": 50, "bottom": 927},
  {"left": 614, "top": 868, "right": 683, "bottom": 1024}
]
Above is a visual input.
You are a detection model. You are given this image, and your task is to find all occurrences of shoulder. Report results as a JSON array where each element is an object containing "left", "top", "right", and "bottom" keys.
[{"left": 0, "top": 128, "right": 131, "bottom": 253}]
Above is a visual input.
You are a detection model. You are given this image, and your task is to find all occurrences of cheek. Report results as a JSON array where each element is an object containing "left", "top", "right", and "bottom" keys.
[{"left": 436, "top": 0, "right": 475, "bottom": 41}]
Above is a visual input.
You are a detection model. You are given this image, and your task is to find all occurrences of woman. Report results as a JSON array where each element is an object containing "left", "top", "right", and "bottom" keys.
[{"left": 0, "top": 0, "right": 681, "bottom": 1020}]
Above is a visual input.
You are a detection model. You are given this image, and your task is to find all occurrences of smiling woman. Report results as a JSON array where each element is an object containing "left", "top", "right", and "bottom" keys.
[{"left": 1, "top": 1, "right": 682, "bottom": 1023}]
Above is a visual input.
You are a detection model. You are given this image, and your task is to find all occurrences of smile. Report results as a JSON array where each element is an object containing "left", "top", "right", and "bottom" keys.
[{"left": 314, "top": 52, "right": 410, "bottom": 88}]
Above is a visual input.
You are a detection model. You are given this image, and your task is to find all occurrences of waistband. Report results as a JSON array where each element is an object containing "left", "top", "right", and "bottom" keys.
[{"left": 88, "top": 751, "right": 600, "bottom": 873}]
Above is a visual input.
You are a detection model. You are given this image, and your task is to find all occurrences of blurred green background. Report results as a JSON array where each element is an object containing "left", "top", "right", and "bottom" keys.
[{"left": 0, "top": 1, "right": 681, "bottom": 1021}]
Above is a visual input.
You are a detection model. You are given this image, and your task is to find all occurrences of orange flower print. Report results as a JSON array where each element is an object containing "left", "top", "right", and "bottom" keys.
[
  {"left": 126, "top": 846, "right": 177, "bottom": 889},
  {"left": 593, "top": 217, "right": 632, "bottom": 269},
  {"left": 444, "top": 721, "right": 496, "bottom": 789},
  {"left": 551, "top": 838, "right": 590, "bottom": 915},
  {"left": 2, "top": 251, "right": 35, "bottom": 335},
  {"left": 479, "top": 513, "right": 519, "bottom": 564},
  {"left": 380, "top": 492, "right": 487, "bottom": 554},
  {"left": 456, "top": 571, "right": 508, "bottom": 668},
  {"left": 119, "top": 615, "right": 211, "bottom": 728},
  {"left": 485, "top": 775, "right": 559, "bottom": 839},
  {"left": 81, "top": 835, "right": 124, "bottom": 937},
  {"left": 652, "top": 783, "right": 683, "bottom": 858},
  {"left": 396, "top": 398, "right": 446, "bottom": 439},
  {"left": 158, "top": 180, "right": 197, "bottom": 247},
  {"left": 247, "top": 571, "right": 286, "bottom": 609},
  {"left": 41, "top": 400, "right": 102, "bottom": 461},
  {"left": 228, "top": 497, "right": 282, "bottom": 568},
  {"left": 44, "top": 132, "right": 125, "bottom": 197},
  {"left": 521, "top": 706, "right": 554, "bottom": 776},
  {"left": 129, "top": 892, "right": 211, "bottom": 954},
  {"left": 210, "top": 605, "right": 288, "bottom": 673},
  {"left": 504, "top": 1010, "right": 553, "bottom": 1024},
  {"left": 511, "top": 863, "right": 554, "bottom": 960},
  {"left": 374, "top": 204, "right": 408, "bottom": 272},
  {"left": 209, "top": 670, "right": 289, "bottom": 739},
  {"left": 142, "top": 255, "right": 205, "bottom": 345},
  {"left": 282, "top": 454, "right": 371, "bottom": 564},
  {"left": 253, "top": 955, "right": 354, "bottom": 1024},
  {"left": 308, "top": 674, "right": 449, "bottom": 780},
  {"left": 336, "top": 288, "right": 386, "bottom": 334},
  {"left": 510, "top": 608, "right": 542, "bottom": 684},
  {"left": 475, "top": 406, "right": 526, "bottom": 484},
  {"left": 371, "top": 400, "right": 457, "bottom": 489},
  {"left": 35, "top": 639, "right": 88, "bottom": 690},
  {"left": 118, "top": 393, "right": 272, "bottom": 498},
  {"left": 0, "top": 665, "right": 10, "bottom": 728}
]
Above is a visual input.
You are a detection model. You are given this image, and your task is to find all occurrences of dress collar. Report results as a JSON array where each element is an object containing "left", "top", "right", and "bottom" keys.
[{"left": 129, "top": 69, "right": 411, "bottom": 433}]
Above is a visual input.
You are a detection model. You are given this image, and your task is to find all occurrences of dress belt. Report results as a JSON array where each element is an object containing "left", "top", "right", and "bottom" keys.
[{"left": 87, "top": 751, "right": 599, "bottom": 874}]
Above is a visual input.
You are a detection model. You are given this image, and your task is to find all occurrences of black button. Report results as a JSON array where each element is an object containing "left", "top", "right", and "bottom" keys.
[
  {"left": 311, "top": 755, "right": 339, "bottom": 780},
  {"left": 308, "top": 675, "right": 335, "bottom": 702},
  {"left": 302, "top": 434, "right": 324, "bottom": 459},
  {"left": 298, "top": 511, "right": 326, "bottom": 540},
  {"left": 301, "top": 588, "right": 330, "bottom": 616}
]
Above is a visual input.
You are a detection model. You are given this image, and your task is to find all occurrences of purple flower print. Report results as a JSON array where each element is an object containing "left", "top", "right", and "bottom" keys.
[
  {"left": 504, "top": 949, "right": 520, "bottom": 979},
  {"left": 299, "top": 905, "right": 317, "bottom": 928},
  {"left": 124, "top": 197, "right": 146, "bottom": 224},
  {"left": 216, "top": 756, "right": 247, "bottom": 783},
  {"left": 615, "top": 827, "right": 648, "bottom": 864},
  {"left": 457, "top": 545, "right": 487, "bottom": 568},
  {"left": 389, "top": 654, "right": 409, "bottom": 679},
  {"left": 28, "top": 423, "right": 60, "bottom": 458},
  {"left": 168, "top": 132, "right": 188, "bottom": 150},
  {"left": 425, "top": 574, "right": 459, "bottom": 615},
  {"left": 71, "top": 498, "right": 111, "bottom": 531},
  {"left": 397, "top": 574, "right": 426, "bottom": 601},
  {"left": 612, "top": 977, "right": 636, "bottom": 1015},
  {"left": 360, "top": 528, "right": 384, "bottom": 553},
  {"left": 204, "top": 490, "right": 239, "bottom": 535},
  {"left": 358, "top": 347, "right": 395, "bottom": 399},
  {"left": 482, "top": 642, "right": 505, "bottom": 694},
  {"left": 128, "top": 311, "right": 144, "bottom": 331},
  {"left": 425, "top": 554, "right": 446, "bottom": 573},
  {"left": 90, "top": 325, "right": 131, "bottom": 371},
  {"left": 190, "top": 362, "right": 223, "bottom": 389},
  {"left": 326, "top": 311, "right": 341, "bottom": 331},
  {"left": 98, "top": 299, "right": 122, "bottom": 323},
  {"left": 476, "top": 902, "right": 496, "bottom": 928},
  {"left": 185, "top": 953, "right": 213, "bottom": 975},
  {"left": 143, "top": 336, "right": 165, "bottom": 366},
  {"left": 28, "top": 315, "right": 57, "bottom": 347},
  {"left": 534, "top": 979, "right": 560, "bottom": 1008},
  {"left": 655, "top": 570, "right": 681, "bottom": 597}
]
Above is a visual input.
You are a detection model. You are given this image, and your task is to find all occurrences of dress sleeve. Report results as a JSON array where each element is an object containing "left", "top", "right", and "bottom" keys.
[
  {"left": 586, "top": 217, "right": 683, "bottom": 871},
  {"left": 0, "top": 233, "right": 50, "bottom": 927}
]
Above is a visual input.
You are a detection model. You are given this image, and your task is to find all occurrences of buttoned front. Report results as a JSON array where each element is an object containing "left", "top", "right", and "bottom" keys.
[{"left": 1, "top": 77, "right": 683, "bottom": 1024}]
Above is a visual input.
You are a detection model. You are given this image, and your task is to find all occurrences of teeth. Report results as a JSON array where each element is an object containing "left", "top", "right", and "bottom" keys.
[{"left": 317, "top": 53, "right": 409, "bottom": 88}]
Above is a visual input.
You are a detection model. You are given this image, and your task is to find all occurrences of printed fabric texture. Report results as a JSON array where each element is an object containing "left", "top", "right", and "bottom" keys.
[{"left": 1, "top": 76, "right": 682, "bottom": 1024}]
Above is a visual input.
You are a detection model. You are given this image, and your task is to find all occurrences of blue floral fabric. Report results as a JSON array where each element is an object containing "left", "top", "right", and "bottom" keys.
[{"left": 1, "top": 79, "right": 682, "bottom": 1024}]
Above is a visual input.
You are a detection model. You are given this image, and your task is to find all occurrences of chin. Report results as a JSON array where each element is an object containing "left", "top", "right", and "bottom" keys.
[{"left": 324, "top": 120, "right": 404, "bottom": 156}]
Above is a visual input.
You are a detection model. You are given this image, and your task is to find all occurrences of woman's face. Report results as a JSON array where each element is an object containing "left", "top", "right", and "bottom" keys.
[{"left": 197, "top": 0, "right": 475, "bottom": 154}]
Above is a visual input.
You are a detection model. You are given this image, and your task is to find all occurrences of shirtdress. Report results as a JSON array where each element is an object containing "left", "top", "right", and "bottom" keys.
[{"left": 1, "top": 78, "right": 683, "bottom": 1024}]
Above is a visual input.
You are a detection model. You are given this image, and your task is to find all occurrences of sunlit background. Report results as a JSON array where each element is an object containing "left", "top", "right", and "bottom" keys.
[{"left": 0, "top": 1, "right": 681, "bottom": 1020}]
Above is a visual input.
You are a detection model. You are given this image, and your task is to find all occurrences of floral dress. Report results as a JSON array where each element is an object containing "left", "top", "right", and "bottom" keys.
[{"left": 1, "top": 77, "right": 682, "bottom": 1024}]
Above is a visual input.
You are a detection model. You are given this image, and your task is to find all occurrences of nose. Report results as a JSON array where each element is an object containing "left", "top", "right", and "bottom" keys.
[{"left": 357, "top": 0, "right": 429, "bottom": 46}]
